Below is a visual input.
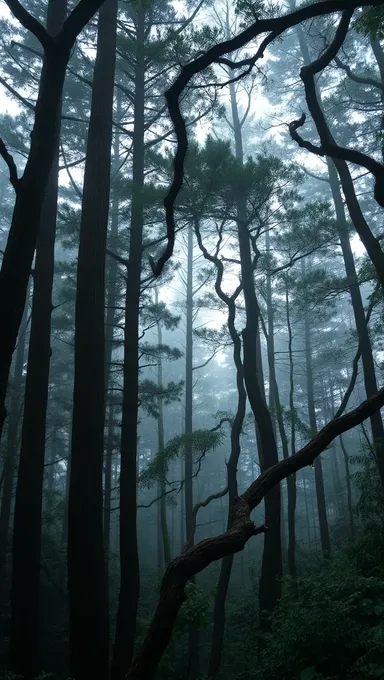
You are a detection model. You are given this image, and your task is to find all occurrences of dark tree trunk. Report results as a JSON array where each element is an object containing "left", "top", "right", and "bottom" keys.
[
  {"left": 111, "top": 12, "right": 144, "bottom": 678},
  {"left": 0, "top": 33, "right": 73, "bottom": 443},
  {"left": 339, "top": 435, "right": 355, "bottom": 536},
  {"left": 184, "top": 222, "right": 200, "bottom": 680},
  {"left": 228, "top": 62, "right": 281, "bottom": 623},
  {"left": 68, "top": 1, "right": 117, "bottom": 677},
  {"left": 0, "top": 281, "right": 30, "bottom": 603},
  {"left": 208, "top": 297, "right": 246, "bottom": 680},
  {"left": 155, "top": 287, "right": 171, "bottom": 569},
  {"left": 9, "top": 2, "right": 66, "bottom": 674},
  {"left": 304, "top": 318, "right": 331, "bottom": 555},
  {"left": 104, "top": 107, "right": 120, "bottom": 574},
  {"left": 285, "top": 277, "right": 297, "bottom": 577}
]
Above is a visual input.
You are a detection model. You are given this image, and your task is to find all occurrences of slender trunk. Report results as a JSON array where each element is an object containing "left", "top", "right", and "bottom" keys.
[
  {"left": 184, "top": 222, "right": 199, "bottom": 680},
  {"left": 156, "top": 287, "right": 171, "bottom": 569},
  {"left": 61, "top": 424, "right": 71, "bottom": 546},
  {"left": 104, "top": 406, "right": 114, "bottom": 561},
  {"left": 304, "top": 318, "right": 331, "bottom": 555},
  {"left": 339, "top": 435, "right": 355, "bottom": 536},
  {"left": 208, "top": 299, "right": 247, "bottom": 680},
  {"left": 68, "top": 2, "right": 117, "bottom": 677},
  {"left": 0, "top": 281, "right": 30, "bottom": 601},
  {"left": 228, "top": 58, "right": 281, "bottom": 624},
  {"left": 111, "top": 13, "right": 144, "bottom": 678},
  {"left": 104, "top": 104, "right": 121, "bottom": 574},
  {"left": 285, "top": 277, "right": 297, "bottom": 578}
]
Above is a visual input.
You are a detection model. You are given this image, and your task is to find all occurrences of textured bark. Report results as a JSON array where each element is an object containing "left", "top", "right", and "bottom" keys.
[
  {"left": 111, "top": 12, "right": 144, "bottom": 678},
  {"left": 127, "top": 384, "right": 384, "bottom": 680},
  {"left": 68, "top": 1, "right": 117, "bottom": 677}
]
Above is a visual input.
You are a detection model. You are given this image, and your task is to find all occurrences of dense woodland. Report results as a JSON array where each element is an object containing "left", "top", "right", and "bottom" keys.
[{"left": 2, "top": 0, "right": 384, "bottom": 679}]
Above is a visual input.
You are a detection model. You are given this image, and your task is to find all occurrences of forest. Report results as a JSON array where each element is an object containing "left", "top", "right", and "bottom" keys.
[{"left": 2, "top": 0, "right": 384, "bottom": 678}]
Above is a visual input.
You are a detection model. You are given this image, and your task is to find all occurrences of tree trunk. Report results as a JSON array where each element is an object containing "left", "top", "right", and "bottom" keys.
[
  {"left": 208, "top": 293, "right": 247, "bottom": 679},
  {"left": 155, "top": 287, "right": 171, "bottom": 569},
  {"left": 9, "top": 1, "right": 66, "bottom": 674},
  {"left": 304, "top": 317, "right": 331, "bottom": 555},
  {"left": 339, "top": 435, "right": 355, "bottom": 536},
  {"left": 0, "top": 280, "right": 30, "bottom": 603},
  {"left": 104, "top": 104, "right": 120, "bottom": 575},
  {"left": 111, "top": 12, "right": 144, "bottom": 678},
  {"left": 68, "top": 1, "right": 117, "bottom": 677},
  {"left": 184, "top": 222, "right": 199, "bottom": 680},
  {"left": 228, "top": 57, "right": 281, "bottom": 624},
  {"left": 285, "top": 277, "right": 297, "bottom": 578},
  {"left": 0, "top": 26, "right": 74, "bottom": 443}
]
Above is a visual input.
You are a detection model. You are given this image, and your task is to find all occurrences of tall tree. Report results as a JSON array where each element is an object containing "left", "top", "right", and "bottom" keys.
[
  {"left": 68, "top": 0, "right": 117, "bottom": 676},
  {"left": 9, "top": 0, "right": 67, "bottom": 674}
]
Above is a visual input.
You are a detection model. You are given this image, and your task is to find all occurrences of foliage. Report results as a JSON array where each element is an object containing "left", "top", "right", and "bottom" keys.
[
  {"left": 139, "top": 429, "right": 223, "bottom": 487},
  {"left": 354, "top": 7, "right": 384, "bottom": 40}
]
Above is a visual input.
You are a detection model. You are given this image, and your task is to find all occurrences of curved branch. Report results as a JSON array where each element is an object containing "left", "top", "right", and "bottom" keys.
[
  {"left": 334, "top": 55, "right": 384, "bottom": 92},
  {"left": 296, "top": 10, "right": 384, "bottom": 207},
  {"left": 150, "top": 0, "right": 381, "bottom": 276},
  {"left": 187, "top": 486, "right": 229, "bottom": 549},
  {"left": 128, "top": 383, "right": 384, "bottom": 680},
  {"left": 0, "top": 139, "right": 19, "bottom": 190},
  {"left": 4, "top": 0, "right": 51, "bottom": 50}
]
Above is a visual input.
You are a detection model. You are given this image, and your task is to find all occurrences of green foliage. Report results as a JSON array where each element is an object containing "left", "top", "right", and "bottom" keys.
[
  {"left": 235, "top": 0, "right": 280, "bottom": 26},
  {"left": 254, "top": 545, "right": 384, "bottom": 680},
  {"left": 354, "top": 7, "right": 384, "bottom": 40},
  {"left": 139, "top": 378, "right": 184, "bottom": 418},
  {"left": 139, "top": 429, "right": 222, "bottom": 488}
]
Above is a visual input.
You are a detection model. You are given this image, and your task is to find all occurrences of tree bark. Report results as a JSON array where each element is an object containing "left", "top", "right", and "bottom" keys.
[
  {"left": 68, "top": 1, "right": 117, "bottom": 677},
  {"left": 111, "top": 11, "right": 144, "bottom": 678}
]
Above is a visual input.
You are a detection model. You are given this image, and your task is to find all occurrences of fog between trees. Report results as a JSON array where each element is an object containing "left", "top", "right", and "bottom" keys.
[{"left": 1, "top": 1, "right": 384, "bottom": 679}]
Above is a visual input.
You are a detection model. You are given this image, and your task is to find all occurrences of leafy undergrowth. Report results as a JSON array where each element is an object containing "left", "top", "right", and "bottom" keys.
[{"left": 244, "top": 529, "right": 384, "bottom": 680}]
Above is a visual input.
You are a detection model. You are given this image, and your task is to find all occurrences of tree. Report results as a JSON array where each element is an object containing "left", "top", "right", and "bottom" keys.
[
  {"left": 0, "top": 0, "right": 110, "bottom": 442},
  {"left": 67, "top": 0, "right": 117, "bottom": 676}
]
